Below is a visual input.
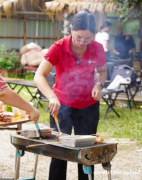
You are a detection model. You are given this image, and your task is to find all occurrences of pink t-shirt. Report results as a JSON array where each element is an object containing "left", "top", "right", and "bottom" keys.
[
  {"left": 44, "top": 35, "right": 106, "bottom": 109},
  {"left": 0, "top": 77, "right": 8, "bottom": 90}
]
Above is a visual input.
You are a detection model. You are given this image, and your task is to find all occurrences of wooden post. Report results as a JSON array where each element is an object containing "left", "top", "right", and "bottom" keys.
[
  {"left": 58, "top": 13, "right": 61, "bottom": 40},
  {"left": 63, "top": 9, "right": 70, "bottom": 38},
  {"left": 42, "top": 0, "right": 45, "bottom": 12},
  {"left": 23, "top": 14, "right": 26, "bottom": 45},
  {"left": 139, "top": 15, "right": 142, "bottom": 52}
]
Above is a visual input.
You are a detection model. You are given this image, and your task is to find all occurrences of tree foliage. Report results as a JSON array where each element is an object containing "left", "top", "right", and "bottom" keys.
[{"left": 107, "top": 0, "right": 142, "bottom": 19}]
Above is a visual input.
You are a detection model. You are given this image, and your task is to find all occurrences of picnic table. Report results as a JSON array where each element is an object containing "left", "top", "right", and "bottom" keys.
[{"left": 4, "top": 78, "right": 37, "bottom": 102}]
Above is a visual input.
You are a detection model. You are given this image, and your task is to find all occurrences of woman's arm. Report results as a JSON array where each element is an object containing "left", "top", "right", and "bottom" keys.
[
  {"left": 34, "top": 60, "right": 61, "bottom": 116},
  {"left": 92, "top": 64, "right": 107, "bottom": 101},
  {"left": 105, "top": 41, "right": 119, "bottom": 55},
  {"left": 0, "top": 87, "right": 39, "bottom": 123}
]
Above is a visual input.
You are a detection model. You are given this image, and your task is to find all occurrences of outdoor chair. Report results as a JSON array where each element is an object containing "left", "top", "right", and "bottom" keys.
[
  {"left": 101, "top": 88, "right": 123, "bottom": 119},
  {"left": 102, "top": 65, "right": 141, "bottom": 119},
  {"left": 106, "top": 57, "right": 133, "bottom": 81},
  {"left": 102, "top": 68, "right": 129, "bottom": 119}
]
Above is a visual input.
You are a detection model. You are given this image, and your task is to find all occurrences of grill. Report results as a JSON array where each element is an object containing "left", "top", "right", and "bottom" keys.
[{"left": 11, "top": 132, "right": 118, "bottom": 180}]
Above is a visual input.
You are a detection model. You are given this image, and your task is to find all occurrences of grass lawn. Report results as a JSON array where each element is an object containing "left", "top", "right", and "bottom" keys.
[
  {"left": 98, "top": 103, "right": 142, "bottom": 145},
  {"left": 6, "top": 73, "right": 142, "bottom": 145}
]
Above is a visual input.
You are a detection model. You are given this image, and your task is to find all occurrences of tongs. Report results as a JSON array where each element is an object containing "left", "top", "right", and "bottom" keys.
[
  {"left": 35, "top": 123, "right": 42, "bottom": 140},
  {"left": 54, "top": 115, "right": 61, "bottom": 133}
]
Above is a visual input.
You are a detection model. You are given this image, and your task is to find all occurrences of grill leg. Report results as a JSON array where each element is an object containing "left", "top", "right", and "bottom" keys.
[
  {"left": 108, "top": 170, "right": 111, "bottom": 180},
  {"left": 102, "top": 162, "right": 112, "bottom": 180},
  {"left": 88, "top": 174, "right": 93, "bottom": 180},
  {"left": 33, "top": 155, "right": 39, "bottom": 179},
  {"left": 83, "top": 165, "right": 93, "bottom": 180},
  {"left": 14, "top": 155, "right": 20, "bottom": 180}
]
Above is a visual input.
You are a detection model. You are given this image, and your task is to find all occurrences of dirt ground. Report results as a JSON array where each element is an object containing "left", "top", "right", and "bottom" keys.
[{"left": 0, "top": 123, "right": 142, "bottom": 180}]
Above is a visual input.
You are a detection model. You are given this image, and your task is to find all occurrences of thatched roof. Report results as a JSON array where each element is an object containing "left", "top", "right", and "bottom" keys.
[
  {"left": 45, "top": 0, "right": 118, "bottom": 18},
  {"left": 0, "top": 0, "right": 43, "bottom": 19}
]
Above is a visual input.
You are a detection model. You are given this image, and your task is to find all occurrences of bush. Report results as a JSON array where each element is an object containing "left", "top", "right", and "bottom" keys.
[{"left": 0, "top": 44, "right": 20, "bottom": 71}]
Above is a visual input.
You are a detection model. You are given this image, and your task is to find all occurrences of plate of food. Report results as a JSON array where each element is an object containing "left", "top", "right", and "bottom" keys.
[{"left": 0, "top": 111, "right": 14, "bottom": 122}]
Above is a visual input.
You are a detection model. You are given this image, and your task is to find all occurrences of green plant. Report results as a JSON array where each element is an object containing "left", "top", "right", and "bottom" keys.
[
  {"left": 0, "top": 44, "right": 20, "bottom": 71},
  {"left": 106, "top": 0, "right": 142, "bottom": 20}
]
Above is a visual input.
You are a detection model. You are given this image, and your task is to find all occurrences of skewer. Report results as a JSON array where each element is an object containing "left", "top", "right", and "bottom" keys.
[
  {"left": 54, "top": 115, "right": 61, "bottom": 133},
  {"left": 26, "top": 141, "right": 61, "bottom": 148},
  {"left": 89, "top": 134, "right": 97, "bottom": 136},
  {"left": 35, "top": 123, "right": 42, "bottom": 140}
]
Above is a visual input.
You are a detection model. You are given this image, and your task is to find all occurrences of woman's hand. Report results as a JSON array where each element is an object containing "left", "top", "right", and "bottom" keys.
[
  {"left": 92, "top": 84, "right": 102, "bottom": 101},
  {"left": 49, "top": 96, "right": 61, "bottom": 117},
  {"left": 27, "top": 107, "right": 40, "bottom": 124}
]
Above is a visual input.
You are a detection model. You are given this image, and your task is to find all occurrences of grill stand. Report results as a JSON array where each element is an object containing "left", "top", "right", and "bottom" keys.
[
  {"left": 14, "top": 151, "right": 112, "bottom": 180},
  {"left": 11, "top": 134, "right": 117, "bottom": 180},
  {"left": 15, "top": 150, "right": 39, "bottom": 180}
]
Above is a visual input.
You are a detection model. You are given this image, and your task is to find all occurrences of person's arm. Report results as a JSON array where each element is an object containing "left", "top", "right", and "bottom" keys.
[
  {"left": 0, "top": 87, "right": 39, "bottom": 123},
  {"left": 34, "top": 60, "right": 61, "bottom": 116},
  {"left": 92, "top": 64, "right": 107, "bottom": 101},
  {"left": 105, "top": 41, "right": 119, "bottom": 55},
  {"left": 132, "top": 48, "right": 137, "bottom": 59}
]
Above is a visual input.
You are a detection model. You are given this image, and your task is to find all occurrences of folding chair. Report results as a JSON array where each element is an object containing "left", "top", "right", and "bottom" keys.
[
  {"left": 101, "top": 68, "right": 132, "bottom": 119},
  {"left": 102, "top": 89, "right": 123, "bottom": 119}
]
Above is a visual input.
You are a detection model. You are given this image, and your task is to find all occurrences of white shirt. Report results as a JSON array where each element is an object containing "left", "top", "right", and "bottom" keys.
[{"left": 95, "top": 32, "right": 109, "bottom": 52}]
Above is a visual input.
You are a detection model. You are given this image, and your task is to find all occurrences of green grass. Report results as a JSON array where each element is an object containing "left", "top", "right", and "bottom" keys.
[
  {"left": 8, "top": 71, "right": 35, "bottom": 81},
  {"left": 6, "top": 72, "right": 142, "bottom": 145},
  {"left": 98, "top": 103, "right": 142, "bottom": 144}
]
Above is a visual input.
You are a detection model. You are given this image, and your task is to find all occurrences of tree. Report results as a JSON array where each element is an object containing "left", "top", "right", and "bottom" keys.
[{"left": 107, "top": 0, "right": 142, "bottom": 19}]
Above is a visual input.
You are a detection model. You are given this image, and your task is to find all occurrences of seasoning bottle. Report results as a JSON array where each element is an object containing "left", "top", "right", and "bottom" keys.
[
  {"left": 6, "top": 104, "right": 12, "bottom": 112},
  {"left": 0, "top": 101, "right": 3, "bottom": 111}
]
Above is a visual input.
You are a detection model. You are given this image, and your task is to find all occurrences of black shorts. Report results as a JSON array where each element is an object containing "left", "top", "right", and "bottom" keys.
[{"left": 50, "top": 101, "right": 99, "bottom": 135}]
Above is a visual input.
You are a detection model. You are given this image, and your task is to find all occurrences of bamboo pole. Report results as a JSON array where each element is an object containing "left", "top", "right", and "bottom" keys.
[
  {"left": 138, "top": 15, "right": 142, "bottom": 52},
  {"left": 42, "top": 0, "right": 45, "bottom": 12},
  {"left": 9, "top": 11, "right": 55, "bottom": 15},
  {"left": 57, "top": 13, "right": 61, "bottom": 40},
  {"left": 1, "top": 15, "right": 59, "bottom": 21},
  {"left": 0, "top": 36, "right": 23, "bottom": 38},
  {"left": 23, "top": 14, "right": 26, "bottom": 45},
  {"left": 0, "top": 36, "right": 58, "bottom": 39}
]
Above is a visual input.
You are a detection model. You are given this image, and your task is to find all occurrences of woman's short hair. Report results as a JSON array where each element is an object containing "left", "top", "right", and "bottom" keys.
[
  {"left": 70, "top": 9, "right": 96, "bottom": 34},
  {"left": 100, "top": 21, "right": 112, "bottom": 30}
]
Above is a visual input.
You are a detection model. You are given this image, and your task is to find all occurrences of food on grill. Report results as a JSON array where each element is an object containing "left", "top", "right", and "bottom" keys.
[
  {"left": 56, "top": 132, "right": 62, "bottom": 137},
  {"left": 17, "top": 128, "right": 53, "bottom": 138},
  {"left": 95, "top": 137, "right": 104, "bottom": 143},
  {"left": 0, "top": 112, "right": 14, "bottom": 122}
]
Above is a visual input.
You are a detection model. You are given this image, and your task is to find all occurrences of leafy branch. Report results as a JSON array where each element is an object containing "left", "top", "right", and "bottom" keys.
[{"left": 106, "top": 0, "right": 142, "bottom": 19}]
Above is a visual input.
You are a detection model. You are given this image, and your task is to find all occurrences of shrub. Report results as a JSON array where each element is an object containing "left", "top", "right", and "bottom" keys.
[{"left": 0, "top": 44, "right": 20, "bottom": 71}]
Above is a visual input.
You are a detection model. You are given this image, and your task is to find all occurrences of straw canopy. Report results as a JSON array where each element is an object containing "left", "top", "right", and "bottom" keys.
[
  {"left": 0, "top": 0, "right": 40, "bottom": 19},
  {"left": 45, "top": 0, "right": 118, "bottom": 18}
]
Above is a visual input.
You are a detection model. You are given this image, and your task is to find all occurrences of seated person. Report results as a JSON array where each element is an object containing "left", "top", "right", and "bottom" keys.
[{"left": 114, "top": 25, "right": 137, "bottom": 59}]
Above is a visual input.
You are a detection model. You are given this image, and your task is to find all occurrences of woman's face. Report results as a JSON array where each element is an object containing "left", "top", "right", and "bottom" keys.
[
  {"left": 105, "top": 26, "right": 111, "bottom": 32},
  {"left": 71, "top": 30, "right": 94, "bottom": 48}
]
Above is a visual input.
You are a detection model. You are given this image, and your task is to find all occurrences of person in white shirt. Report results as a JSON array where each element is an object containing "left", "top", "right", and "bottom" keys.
[{"left": 95, "top": 21, "right": 119, "bottom": 62}]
